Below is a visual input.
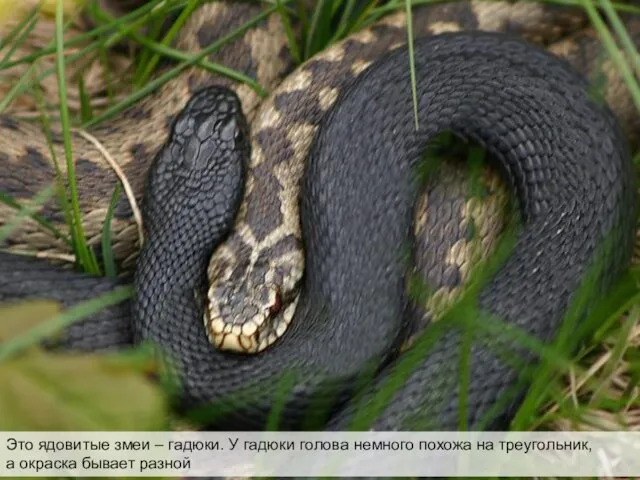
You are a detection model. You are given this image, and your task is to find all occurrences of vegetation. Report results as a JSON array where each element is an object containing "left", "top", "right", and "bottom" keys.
[{"left": 0, "top": 0, "right": 637, "bottom": 467}]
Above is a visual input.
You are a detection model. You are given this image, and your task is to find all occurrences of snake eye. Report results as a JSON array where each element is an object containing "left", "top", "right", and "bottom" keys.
[
  {"left": 234, "top": 126, "right": 243, "bottom": 141},
  {"left": 269, "top": 288, "right": 282, "bottom": 317},
  {"left": 220, "top": 116, "right": 238, "bottom": 143}
]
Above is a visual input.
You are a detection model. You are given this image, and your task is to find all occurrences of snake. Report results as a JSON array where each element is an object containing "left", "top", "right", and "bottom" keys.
[{"left": 0, "top": 0, "right": 638, "bottom": 430}]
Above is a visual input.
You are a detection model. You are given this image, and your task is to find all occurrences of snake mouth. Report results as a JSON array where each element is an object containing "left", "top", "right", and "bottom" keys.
[{"left": 205, "top": 288, "right": 299, "bottom": 354}]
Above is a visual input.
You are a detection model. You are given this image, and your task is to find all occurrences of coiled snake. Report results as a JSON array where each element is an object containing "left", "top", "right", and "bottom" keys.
[{"left": 0, "top": 1, "right": 638, "bottom": 430}]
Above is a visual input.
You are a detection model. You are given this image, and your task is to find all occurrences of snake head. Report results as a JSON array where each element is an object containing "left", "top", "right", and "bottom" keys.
[
  {"left": 143, "top": 86, "right": 250, "bottom": 240},
  {"left": 204, "top": 236, "right": 304, "bottom": 353}
]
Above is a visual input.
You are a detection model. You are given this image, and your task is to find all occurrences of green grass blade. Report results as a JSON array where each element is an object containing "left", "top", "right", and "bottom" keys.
[
  {"left": 136, "top": 0, "right": 200, "bottom": 86},
  {"left": 0, "top": 192, "right": 71, "bottom": 247},
  {"left": 457, "top": 318, "right": 472, "bottom": 430},
  {"left": 83, "top": 3, "right": 278, "bottom": 127},
  {"left": 0, "top": 6, "right": 39, "bottom": 53},
  {"left": 588, "top": 307, "right": 638, "bottom": 408},
  {"left": 0, "top": 185, "right": 56, "bottom": 242},
  {"left": 264, "top": 373, "right": 296, "bottom": 431},
  {"left": 275, "top": 0, "right": 301, "bottom": 64},
  {"left": 327, "top": 0, "right": 378, "bottom": 45},
  {"left": 129, "top": 30, "right": 267, "bottom": 95},
  {"left": 598, "top": 0, "right": 640, "bottom": 75},
  {"left": 78, "top": 75, "right": 94, "bottom": 123},
  {"left": 405, "top": 0, "right": 419, "bottom": 130},
  {"left": 581, "top": 0, "right": 640, "bottom": 110},
  {"left": 32, "top": 64, "right": 76, "bottom": 248},
  {"left": 0, "top": 2, "right": 189, "bottom": 109},
  {"left": 293, "top": 0, "right": 312, "bottom": 52},
  {"left": 1, "top": 0, "right": 186, "bottom": 70},
  {"left": 331, "top": 0, "right": 358, "bottom": 41},
  {"left": 304, "top": 0, "right": 332, "bottom": 60},
  {"left": 0, "top": 63, "right": 37, "bottom": 112},
  {"left": 134, "top": 16, "right": 165, "bottom": 83},
  {"left": 55, "top": 0, "right": 100, "bottom": 274},
  {"left": 101, "top": 184, "right": 122, "bottom": 278},
  {"left": 0, "top": 8, "right": 39, "bottom": 66},
  {"left": 0, "top": 285, "right": 133, "bottom": 361}
]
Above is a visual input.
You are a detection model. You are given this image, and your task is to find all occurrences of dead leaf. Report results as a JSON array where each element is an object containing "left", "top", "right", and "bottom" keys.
[
  {"left": 0, "top": 300, "right": 61, "bottom": 342},
  {"left": 0, "top": 348, "right": 168, "bottom": 430}
]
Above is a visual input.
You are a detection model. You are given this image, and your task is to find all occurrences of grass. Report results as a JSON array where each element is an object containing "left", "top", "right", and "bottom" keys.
[{"left": 0, "top": 0, "right": 638, "bottom": 470}]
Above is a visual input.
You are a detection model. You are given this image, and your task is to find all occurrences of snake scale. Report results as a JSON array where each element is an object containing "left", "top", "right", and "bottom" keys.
[{"left": 0, "top": 0, "right": 638, "bottom": 430}]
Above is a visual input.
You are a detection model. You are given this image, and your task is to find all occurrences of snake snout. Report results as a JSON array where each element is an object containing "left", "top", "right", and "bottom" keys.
[
  {"left": 144, "top": 87, "right": 249, "bottom": 234},
  {"left": 205, "top": 282, "right": 296, "bottom": 354}
]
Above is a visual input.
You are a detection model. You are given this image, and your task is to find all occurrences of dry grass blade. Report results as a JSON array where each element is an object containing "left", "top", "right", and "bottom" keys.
[
  {"left": 0, "top": 2, "right": 133, "bottom": 117},
  {"left": 73, "top": 128, "right": 144, "bottom": 247}
]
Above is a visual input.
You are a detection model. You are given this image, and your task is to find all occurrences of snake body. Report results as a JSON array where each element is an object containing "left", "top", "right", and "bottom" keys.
[
  {"left": 0, "top": 1, "right": 292, "bottom": 270},
  {"left": 0, "top": 1, "right": 638, "bottom": 430}
]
